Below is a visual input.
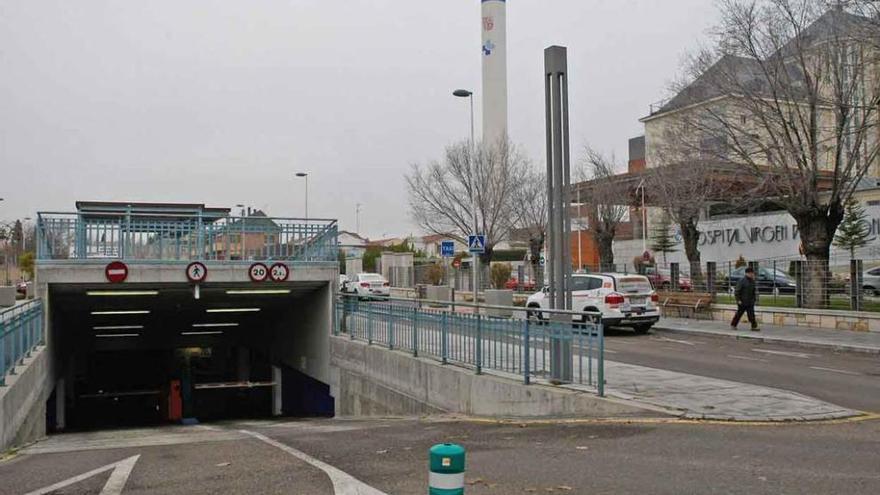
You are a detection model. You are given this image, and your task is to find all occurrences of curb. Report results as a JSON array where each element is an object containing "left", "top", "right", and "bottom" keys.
[{"left": 653, "top": 325, "right": 880, "bottom": 355}]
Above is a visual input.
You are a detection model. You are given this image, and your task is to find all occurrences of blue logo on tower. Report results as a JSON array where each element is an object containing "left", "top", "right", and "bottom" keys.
[{"left": 482, "top": 40, "right": 496, "bottom": 56}]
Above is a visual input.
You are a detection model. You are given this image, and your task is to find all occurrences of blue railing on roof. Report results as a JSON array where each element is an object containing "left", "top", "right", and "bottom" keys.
[{"left": 35, "top": 212, "right": 338, "bottom": 263}]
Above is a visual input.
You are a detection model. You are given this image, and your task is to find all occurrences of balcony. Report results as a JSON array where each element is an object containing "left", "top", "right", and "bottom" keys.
[{"left": 36, "top": 211, "right": 338, "bottom": 264}]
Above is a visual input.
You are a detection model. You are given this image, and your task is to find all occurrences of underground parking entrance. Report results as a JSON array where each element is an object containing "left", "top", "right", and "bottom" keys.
[{"left": 47, "top": 281, "right": 335, "bottom": 431}]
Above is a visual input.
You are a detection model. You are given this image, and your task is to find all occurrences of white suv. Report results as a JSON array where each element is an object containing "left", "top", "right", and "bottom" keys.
[
  {"left": 346, "top": 273, "right": 391, "bottom": 298},
  {"left": 526, "top": 273, "right": 660, "bottom": 333}
]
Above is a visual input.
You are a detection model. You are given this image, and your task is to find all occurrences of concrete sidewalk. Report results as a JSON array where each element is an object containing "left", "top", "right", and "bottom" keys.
[{"left": 654, "top": 317, "right": 880, "bottom": 354}]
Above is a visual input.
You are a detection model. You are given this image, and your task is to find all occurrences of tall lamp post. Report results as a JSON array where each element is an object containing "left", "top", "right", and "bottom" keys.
[
  {"left": 295, "top": 172, "right": 309, "bottom": 221},
  {"left": 453, "top": 89, "right": 479, "bottom": 303},
  {"left": 355, "top": 203, "right": 362, "bottom": 233}
]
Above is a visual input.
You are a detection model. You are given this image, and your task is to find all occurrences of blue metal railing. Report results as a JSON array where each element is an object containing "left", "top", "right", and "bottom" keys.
[
  {"left": 1, "top": 300, "right": 44, "bottom": 386},
  {"left": 36, "top": 212, "right": 338, "bottom": 263},
  {"left": 335, "top": 294, "right": 605, "bottom": 396}
]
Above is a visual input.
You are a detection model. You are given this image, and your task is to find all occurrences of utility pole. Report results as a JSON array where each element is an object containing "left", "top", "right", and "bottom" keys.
[{"left": 356, "top": 203, "right": 362, "bottom": 233}]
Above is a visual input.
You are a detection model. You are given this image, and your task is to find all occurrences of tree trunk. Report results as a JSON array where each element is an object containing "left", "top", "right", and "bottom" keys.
[
  {"left": 796, "top": 211, "right": 841, "bottom": 309},
  {"left": 679, "top": 219, "right": 703, "bottom": 286},
  {"left": 594, "top": 229, "right": 615, "bottom": 271}
]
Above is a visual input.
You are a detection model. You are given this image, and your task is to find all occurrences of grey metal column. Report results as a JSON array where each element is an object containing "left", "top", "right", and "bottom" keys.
[{"left": 544, "top": 45, "right": 573, "bottom": 383}]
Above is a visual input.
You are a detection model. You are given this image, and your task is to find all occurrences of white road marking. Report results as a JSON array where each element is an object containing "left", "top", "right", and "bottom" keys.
[
  {"left": 23, "top": 455, "right": 140, "bottom": 495},
  {"left": 656, "top": 337, "right": 697, "bottom": 346},
  {"left": 752, "top": 349, "right": 814, "bottom": 359},
  {"left": 100, "top": 455, "right": 140, "bottom": 495},
  {"left": 603, "top": 349, "right": 618, "bottom": 354},
  {"left": 809, "top": 366, "right": 862, "bottom": 376},
  {"left": 727, "top": 354, "right": 768, "bottom": 363},
  {"left": 241, "top": 430, "right": 388, "bottom": 495}
]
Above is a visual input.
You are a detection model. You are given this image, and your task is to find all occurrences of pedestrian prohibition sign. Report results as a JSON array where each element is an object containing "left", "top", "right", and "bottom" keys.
[
  {"left": 185, "top": 262, "right": 208, "bottom": 283},
  {"left": 468, "top": 235, "right": 486, "bottom": 254}
]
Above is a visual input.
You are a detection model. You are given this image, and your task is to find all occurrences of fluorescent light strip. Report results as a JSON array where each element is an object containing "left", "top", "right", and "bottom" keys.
[
  {"left": 92, "top": 325, "right": 144, "bottom": 330},
  {"left": 192, "top": 323, "right": 239, "bottom": 328},
  {"left": 91, "top": 310, "right": 151, "bottom": 315},
  {"left": 181, "top": 331, "right": 223, "bottom": 336},
  {"left": 95, "top": 333, "right": 140, "bottom": 338},
  {"left": 206, "top": 308, "right": 261, "bottom": 313},
  {"left": 87, "top": 290, "right": 159, "bottom": 297},
  {"left": 225, "top": 289, "right": 291, "bottom": 295}
]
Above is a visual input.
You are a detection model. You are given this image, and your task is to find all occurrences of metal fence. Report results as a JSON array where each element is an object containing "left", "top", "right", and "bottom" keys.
[
  {"left": 334, "top": 293, "right": 605, "bottom": 395},
  {"left": 1, "top": 300, "right": 43, "bottom": 386},
  {"left": 36, "top": 212, "right": 338, "bottom": 263},
  {"left": 639, "top": 258, "right": 880, "bottom": 312}
]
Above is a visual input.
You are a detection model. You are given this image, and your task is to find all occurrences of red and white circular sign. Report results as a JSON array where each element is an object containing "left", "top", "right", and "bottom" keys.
[
  {"left": 249, "top": 263, "right": 269, "bottom": 282},
  {"left": 105, "top": 261, "right": 128, "bottom": 283},
  {"left": 269, "top": 263, "right": 289, "bottom": 282},
  {"left": 185, "top": 262, "right": 208, "bottom": 283}
]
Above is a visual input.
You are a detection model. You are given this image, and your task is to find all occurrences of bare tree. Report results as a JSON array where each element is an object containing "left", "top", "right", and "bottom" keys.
[
  {"left": 668, "top": 0, "right": 880, "bottom": 307},
  {"left": 578, "top": 147, "right": 629, "bottom": 269},
  {"left": 407, "top": 138, "right": 530, "bottom": 261},
  {"left": 509, "top": 166, "right": 547, "bottom": 268}
]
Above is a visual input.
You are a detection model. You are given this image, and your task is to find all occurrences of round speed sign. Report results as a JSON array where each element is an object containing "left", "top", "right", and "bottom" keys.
[
  {"left": 269, "top": 263, "right": 289, "bottom": 282},
  {"left": 249, "top": 263, "right": 269, "bottom": 282}
]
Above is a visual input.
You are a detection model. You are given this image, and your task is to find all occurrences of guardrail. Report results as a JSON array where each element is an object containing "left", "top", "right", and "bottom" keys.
[
  {"left": 1, "top": 300, "right": 43, "bottom": 386},
  {"left": 334, "top": 293, "right": 605, "bottom": 396},
  {"left": 36, "top": 212, "right": 338, "bottom": 263}
]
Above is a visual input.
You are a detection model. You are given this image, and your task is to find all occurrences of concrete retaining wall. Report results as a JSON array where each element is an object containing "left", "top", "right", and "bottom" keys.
[
  {"left": 0, "top": 346, "right": 53, "bottom": 451},
  {"left": 330, "top": 337, "right": 653, "bottom": 418}
]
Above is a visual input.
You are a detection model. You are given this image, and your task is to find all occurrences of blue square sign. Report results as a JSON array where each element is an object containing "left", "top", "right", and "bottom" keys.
[
  {"left": 468, "top": 234, "right": 486, "bottom": 254},
  {"left": 441, "top": 240, "right": 455, "bottom": 257}
]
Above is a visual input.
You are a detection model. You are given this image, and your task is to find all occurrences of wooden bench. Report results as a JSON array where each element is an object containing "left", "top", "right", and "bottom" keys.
[{"left": 656, "top": 291, "right": 714, "bottom": 319}]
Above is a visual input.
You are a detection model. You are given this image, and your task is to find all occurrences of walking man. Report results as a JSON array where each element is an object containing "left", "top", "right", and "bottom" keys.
[{"left": 731, "top": 267, "right": 760, "bottom": 331}]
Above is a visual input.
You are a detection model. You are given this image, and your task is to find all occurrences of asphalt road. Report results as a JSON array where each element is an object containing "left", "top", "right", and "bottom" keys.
[
  {"left": 603, "top": 327, "right": 880, "bottom": 412},
  {"left": 2, "top": 418, "right": 878, "bottom": 494}
]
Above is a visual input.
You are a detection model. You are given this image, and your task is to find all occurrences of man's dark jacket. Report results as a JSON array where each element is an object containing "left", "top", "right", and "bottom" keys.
[{"left": 735, "top": 276, "right": 757, "bottom": 306}]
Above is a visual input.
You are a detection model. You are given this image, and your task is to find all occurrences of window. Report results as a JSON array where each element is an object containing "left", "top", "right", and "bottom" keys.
[{"left": 572, "top": 277, "right": 601, "bottom": 291}]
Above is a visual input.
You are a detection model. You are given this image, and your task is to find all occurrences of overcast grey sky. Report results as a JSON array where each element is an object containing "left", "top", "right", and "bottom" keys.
[{"left": 0, "top": 0, "right": 718, "bottom": 238}]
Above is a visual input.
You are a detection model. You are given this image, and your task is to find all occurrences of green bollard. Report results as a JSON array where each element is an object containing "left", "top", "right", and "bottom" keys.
[{"left": 429, "top": 443, "right": 466, "bottom": 494}]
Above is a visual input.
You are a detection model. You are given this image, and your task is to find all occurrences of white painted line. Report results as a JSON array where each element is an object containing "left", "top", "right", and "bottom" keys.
[
  {"left": 24, "top": 455, "right": 140, "bottom": 495},
  {"left": 809, "top": 366, "right": 862, "bottom": 376},
  {"left": 752, "top": 349, "right": 814, "bottom": 359},
  {"left": 656, "top": 337, "right": 697, "bottom": 346},
  {"left": 727, "top": 354, "right": 768, "bottom": 363},
  {"left": 603, "top": 349, "right": 618, "bottom": 354},
  {"left": 241, "top": 430, "right": 388, "bottom": 495},
  {"left": 100, "top": 455, "right": 140, "bottom": 495}
]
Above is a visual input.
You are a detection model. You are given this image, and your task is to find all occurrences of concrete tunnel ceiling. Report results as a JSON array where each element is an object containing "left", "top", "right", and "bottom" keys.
[{"left": 50, "top": 282, "right": 325, "bottom": 351}]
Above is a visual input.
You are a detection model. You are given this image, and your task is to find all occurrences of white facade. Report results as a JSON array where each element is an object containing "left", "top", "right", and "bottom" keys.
[
  {"left": 481, "top": 0, "right": 508, "bottom": 144},
  {"left": 614, "top": 203, "right": 880, "bottom": 269}
]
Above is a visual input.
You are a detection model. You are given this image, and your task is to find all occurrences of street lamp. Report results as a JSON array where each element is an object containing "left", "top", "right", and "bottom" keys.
[
  {"left": 453, "top": 89, "right": 479, "bottom": 304},
  {"left": 295, "top": 173, "right": 309, "bottom": 222},
  {"left": 356, "top": 203, "right": 362, "bottom": 233}
]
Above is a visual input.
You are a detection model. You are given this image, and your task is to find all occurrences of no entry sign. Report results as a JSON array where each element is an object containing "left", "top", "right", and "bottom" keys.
[
  {"left": 105, "top": 261, "right": 128, "bottom": 283},
  {"left": 269, "top": 263, "right": 289, "bottom": 282},
  {"left": 186, "top": 262, "right": 208, "bottom": 283},
  {"left": 249, "top": 263, "right": 269, "bottom": 282}
]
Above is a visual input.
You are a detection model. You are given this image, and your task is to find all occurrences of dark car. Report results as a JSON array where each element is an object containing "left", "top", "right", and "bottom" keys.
[{"left": 726, "top": 266, "right": 797, "bottom": 293}]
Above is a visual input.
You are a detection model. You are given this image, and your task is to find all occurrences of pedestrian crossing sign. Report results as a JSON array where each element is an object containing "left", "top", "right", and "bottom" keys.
[{"left": 468, "top": 234, "right": 486, "bottom": 254}]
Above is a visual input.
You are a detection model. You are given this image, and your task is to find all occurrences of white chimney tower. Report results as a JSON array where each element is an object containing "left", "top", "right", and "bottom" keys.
[{"left": 481, "top": 0, "right": 508, "bottom": 145}]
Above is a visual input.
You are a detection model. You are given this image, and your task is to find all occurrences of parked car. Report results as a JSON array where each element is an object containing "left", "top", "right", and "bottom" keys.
[
  {"left": 505, "top": 275, "right": 536, "bottom": 291},
  {"left": 346, "top": 273, "right": 390, "bottom": 298},
  {"left": 861, "top": 266, "right": 880, "bottom": 296},
  {"left": 644, "top": 267, "right": 693, "bottom": 291},
  {"left": 525, "top": 273, "right": 660, "bottom": 334},
  {"left": 726, "top": 266, "right": 797, "bottom": 293}
]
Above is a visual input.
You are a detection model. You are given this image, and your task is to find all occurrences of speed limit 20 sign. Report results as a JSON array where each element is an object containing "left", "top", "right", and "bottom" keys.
[{"left": 248, "top": 263, "right": 269, "bottom": 282}]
